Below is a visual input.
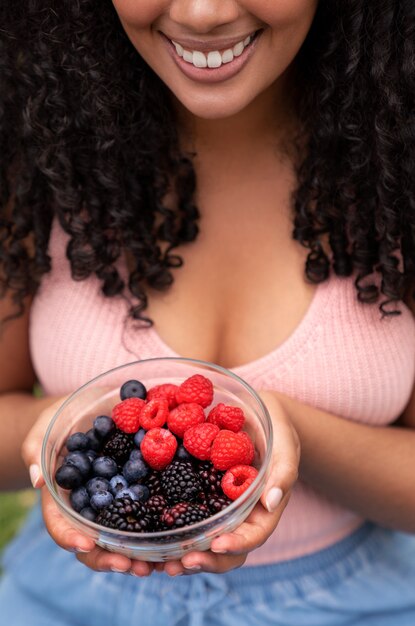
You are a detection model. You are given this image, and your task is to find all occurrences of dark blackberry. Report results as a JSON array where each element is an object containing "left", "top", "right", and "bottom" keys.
[
  {"left": 101, "top": 429, "right": 134, "bottom": 465},
  {"left": 144, "top": 471, "right": 163, "bottom": 496},
  {"left": 207, "top": 495, "right": 232, "bottom": 514},
  {"left": 146, "top": 495, "right": 168, "bottom": 530},
  {"left": 162, "top": 502, "right": 209, "bottom": 529},
  {"left": 161, "top": 461, "right": 203, "bottom": 505},
  {"left": 96, "top": 497, "right": 152, "bottom": 532},
  {"left": 197, "top": 462, "right": 224, "bottom": 495}
]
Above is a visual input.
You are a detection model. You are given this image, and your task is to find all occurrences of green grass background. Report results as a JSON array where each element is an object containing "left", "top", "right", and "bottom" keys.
[{"left": 0, "top": 490, "right": 37, "bottom": 557}]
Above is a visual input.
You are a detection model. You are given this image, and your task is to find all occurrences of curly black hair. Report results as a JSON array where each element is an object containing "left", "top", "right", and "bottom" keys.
[{"left": 0, "top": 0, "right": 414, "bottom": 321}]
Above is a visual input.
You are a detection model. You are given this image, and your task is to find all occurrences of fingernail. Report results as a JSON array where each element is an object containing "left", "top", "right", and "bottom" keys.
[
  {"left": 184, "top": 564, "right": 201, "bottom": 571},
  {"left": 211, "top": 546, "right": 227, "bottom": 554},
  {"left": 265, "top": 487, "right": 283, "bottom": 513},
  {"left": 75, "top": 546, "right": 92, "bottom": 553},
  {"left": 111, "top": 566, "right": 128, "bottom": 573},
  {"left": 29, "top": 464, "right": 41, "bottom": 488}
]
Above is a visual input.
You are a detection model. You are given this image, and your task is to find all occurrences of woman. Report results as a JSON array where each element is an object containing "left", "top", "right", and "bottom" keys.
[{"left": 1, "top": 1, "right": 415, "bottom": 624}]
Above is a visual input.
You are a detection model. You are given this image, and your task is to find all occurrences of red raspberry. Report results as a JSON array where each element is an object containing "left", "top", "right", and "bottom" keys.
[
  {"left": 210, "top": 430, "right": 255, "bottom": 471},
  {"left": 140, "top": 427, "right": 178, "bottom": 470},
  {"left": 221, "top": 465, "right": 259, "bottom": 501},
  {"left": 207, "top": 403, "right": 245, "bottom": 432},
  {"left": 139, "top": 397, "right": 169, "bottom": 430},
  {"left": 167, "top": 403, "right": 205, "bottom": 438},
  {"left": 183, "top": 423, "right": 220, "bottom": 461},
  {"left": 111, "top": 398, "right": 145, "bottom": 433},
  {"left": 147, "top": 384, "right": 179, "bottom": 410},
  {"left": 176, "top": 374, "right": 214, "bottom": 408}
]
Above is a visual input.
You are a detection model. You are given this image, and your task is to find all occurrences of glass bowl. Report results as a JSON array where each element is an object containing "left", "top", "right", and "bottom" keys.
[{"left": 42, "top": 357, "right": 273, "bottom": 561}]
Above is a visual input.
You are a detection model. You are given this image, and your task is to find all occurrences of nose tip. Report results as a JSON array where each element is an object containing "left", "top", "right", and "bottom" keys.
[{"left": 169, "top": 0, "right": 240, "bottom": 34}]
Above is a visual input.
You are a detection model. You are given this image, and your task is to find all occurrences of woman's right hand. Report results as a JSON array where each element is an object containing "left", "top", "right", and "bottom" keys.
[{"left": 21, "top": 398, "right": 154, "bottom": 576}]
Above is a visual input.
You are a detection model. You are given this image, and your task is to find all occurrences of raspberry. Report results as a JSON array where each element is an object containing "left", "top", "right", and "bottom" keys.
[
  {"left": 167, "top": 403, "right": 205, "bottom": 438},
  {"left": 221, "top": 465, "right": 259, "bottom": 501},
  {"left": 112, "top": 398, "right": 145, "bottom": 433},
  {"left": 141, "top": 428, "right": 178, "bottom": 470},
  {"left": 183, "top": 423, "right": 219, "bottom": 461},
  {"left": 161, "top": 460, "right": 202, "bottom": 504},
  {"left": 162, "top": 502, "right": 209, "bottom": 529},
  {"left": 210, "top": 430, "right": 255, "bottom": 471},
  {"left": 176, "top": 374, "right": 214, "bottom": 408},
  {"left": 147, "top": 384, "right": 179, "bottom": 410},
  {"left": 207, "top": 403, "right": 245, "bottom": 432},
  {"left": 139, "top": 397, "right": 169, "bottom": 430}
]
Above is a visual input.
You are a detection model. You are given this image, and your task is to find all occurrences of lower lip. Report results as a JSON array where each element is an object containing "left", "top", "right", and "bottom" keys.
[{"left": 161, "top": 32, "right": 262, "bottom": 84}]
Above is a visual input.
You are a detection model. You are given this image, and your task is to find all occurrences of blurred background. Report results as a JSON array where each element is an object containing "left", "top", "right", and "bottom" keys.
[{"left": 0, "top": 490, "right": 37, "bottom": 572}]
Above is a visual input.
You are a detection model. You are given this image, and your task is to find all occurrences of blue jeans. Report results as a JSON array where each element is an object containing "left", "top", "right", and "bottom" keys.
[{"left": 2, "top": 503, "right": 415, "bottom": 625}]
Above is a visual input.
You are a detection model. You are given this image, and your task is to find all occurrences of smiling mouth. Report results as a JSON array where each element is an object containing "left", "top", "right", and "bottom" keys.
[{"left": 167, "top": 30, "right": 262, "bottom": 69}]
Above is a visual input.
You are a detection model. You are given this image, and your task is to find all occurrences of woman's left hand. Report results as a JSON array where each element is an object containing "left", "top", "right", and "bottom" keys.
[{"left": 158, "top": 390, "right": 300, "bottom": 577}]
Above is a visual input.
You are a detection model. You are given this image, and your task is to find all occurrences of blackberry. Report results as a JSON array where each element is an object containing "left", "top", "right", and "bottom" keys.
[
  {"left": 96, "top": 497, "right": 152, "bottom": 532},
  {"left": 102, "top": 429, "right": 134, "bottom": 465},
  {"left": 144, "top": 471, "right": 163, "bottom": 496},
  {"left": 162, "top": 502, "right": 209, "bottom": 529},
  {"left": 146, "top": 495, "right": 168, "bottom": 530},
  {"left": 207, "top": 495, "right": 232, "bottom": 514},
  {"left": 161, "top": 461, "right": 202, "bottom": 505},
  {"left": 197, "top": 462, "right": 224, "bottom": 495}
]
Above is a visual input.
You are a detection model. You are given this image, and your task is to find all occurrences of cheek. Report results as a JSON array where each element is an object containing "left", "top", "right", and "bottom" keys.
[
  {"left": 111, "top": 0, "right": 167, "bottom": 27},
  {"left": 244, "top": 0, "right": 319, "bottom": 28}
]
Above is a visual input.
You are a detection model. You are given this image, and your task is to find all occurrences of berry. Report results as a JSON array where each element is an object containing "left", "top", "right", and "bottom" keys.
[
  {"left": 66, "top": 432, "right": 89, "bottom": 452},
  {"left": 144, "top": 471, "right": 163, "bottom": 496},
  {"left": 64, "top": 451, "right": 91, "bottom": 478},
  {"left": 207, "top": 494, "right": 232, "bottom": 514},
  {"left": 85, "top": 450, "right": 98, "bottom": 463},
  {"left": 129, "top": 448, "right": 143, "bottom": 462},
  {"left": 161, "top": 460, "right": 202, "bottom": 505},
  {"left": 86, "top": 476, "right": 111, "bottom": 496},
  {"left": 133, "top": 429, "right": 146, "bottom": 447},
  {"left": 175, "top": 444, "right": 192, "bottom": 461},
  {"left": 141, "top": 428, "right": 178, "bottom": 470},
  {"left": 55, "top": 464, "right": 84, "bottom": 490},
  {"left": 96, "top": 497, "right": 152, "bottom": 532},
  {"left": 102, "top": 429, "right": 134, "bottom": 465},
  {"left": 80, "top": 506, "right": 96, "bottom": 522},
  {"left": 197, "top": 462, "right": 225, "bottom": 495},
  {"left": 176, "top": 374, "right": 214, "bottom": 408},
  {"left": 86, "top": 429, "right": 101, "bottom": 452},
  {"left": 90, "top": 489, "right": 114, "bottom": 510},
  {"left": 128, "top": 484, "right": 150, "bottom": 502},
  {"left": 92, "top": 456, "right": 118, "bottom": 479},
  {"left": 109, "top": 474, "right": 128, "bottom": 495},
  {"left": 167, "top": 403, "right": 205, "bottom": 438},
  {"left": 93, "top": 415, "right": 115, "bottom": 438},
  {"left": 183, "top": 423, "right": 219, "bottom": 461},
  {"left": 69, "top": 486, "right": 90, "bottom": 512},
  {"left": 221, "top": 465, "right": 259, "bottom": 501},
  {"left": 147, "top": 383, "right": 179, "bottom": 409},
  {"left": 207, "top": 403, "right": 245, "bottom": 433},
  {"left": 162, "top": 502, "right": 209, "bottom": 529},
  {"left": 120, "top": 379, "right": 147, "bottom": 401},
  {"left": 139, "top": 398, "right": 169, "bottom": 430},
  {"left": 122, "top": 458, "right": 150, "bottom": 483},
  {"left": 210, "top": 430, "right": 255, "bottom": 471},
  {"left": 112, "top": 398, "right": 145, "bottom": 434},
  {"left": 115, "top": 487, "right": 139, "bottom": 501}
]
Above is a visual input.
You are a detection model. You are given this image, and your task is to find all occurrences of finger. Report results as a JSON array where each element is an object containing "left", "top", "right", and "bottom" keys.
[
  {"left": 129, "top": 560, "right": 155, "bottom": 577},
  {"left": 158, "top": 560, "right": 186, "bottom": 577},
  {"left": 76, "top": 546, "right": 132, "bottom": 573},
  {"left": 181, "top": 550, "right": 246, "bottom": 574},
  {"left": 41, "top": 487, "right": 96, "bottom": 553},
  {"left": 257, "top": 390, "right": 300, "bottom": 512}
]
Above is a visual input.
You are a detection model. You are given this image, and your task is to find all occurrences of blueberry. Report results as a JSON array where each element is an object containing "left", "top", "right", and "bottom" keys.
[
  {"left": 66, "top": 432, "right": 89, "bottom": 452},
  {"left": 92, "top": 456, "right": 118, "bottom": 479},
  {"left": 80, "top": 507, "right": 97, "bottom": 522},
  {"left": 90, "top": 489, "right": 113, "bottom": 510},
  {"left": 64, "top": 451, "right": 91, "bottom": 477},
  {"left": 70, "top": 486, "right": 90, "bottom": 512},
  {"left": 86, "top": 476, "right": 111, "bottom": 497},
  {"left": 133, "top": 429, "right": 146, "bottom": 447},
  {"left": 175, "top": 444, "right": 191, "bottom": 461},
  {"left": 120, "top": 379, "right": 147, "bottom": 401},
  {"left": 85, "top": 449, "right": 98, "bottom": 463},
  {"left": 109, "top": 474, "right": 128, "bottom": 495},
  {"left": 86, "top": 428, "right": 101, "bottom": 452},
  {"left": 129, "top": 448, "right": 143, "bottom": 462},
  {"left": 115, "top": 487, "right": 139, "bottom": 501},
  {"left": 128, "top": 484, "right": 150, "bottom": 502},
  {"left": 55, "top": 464, "right": 84, "bottom": 490},
  {"left": 93, "top": 415, "right": 114, "bottom": 439},
  {"left": 122, "top": 458, "right": 150, "bottom": 483}
]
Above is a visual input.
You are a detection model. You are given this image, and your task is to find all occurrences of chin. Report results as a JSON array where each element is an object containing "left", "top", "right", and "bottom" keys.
[{"left": 173, "top": 90, "right": 255, "bottom": 121}]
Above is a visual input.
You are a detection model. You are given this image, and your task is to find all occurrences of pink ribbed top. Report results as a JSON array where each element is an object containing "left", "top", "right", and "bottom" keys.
[{"left": 30, "top": 221, "right": 415, "bottom": 565}]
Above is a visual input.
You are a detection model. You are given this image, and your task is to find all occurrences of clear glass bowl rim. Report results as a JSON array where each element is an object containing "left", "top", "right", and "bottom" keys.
[{"left": 41, "top": 356, "right": 273, "bottom": 541}]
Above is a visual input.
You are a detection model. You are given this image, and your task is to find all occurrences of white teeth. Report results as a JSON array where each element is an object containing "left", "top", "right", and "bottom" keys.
[
  {"left": 207, "top": 51, "right": 222, "bottom": 68},
  {"left": 172, "top": 33, "right": 254, "bottom": 69}
]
